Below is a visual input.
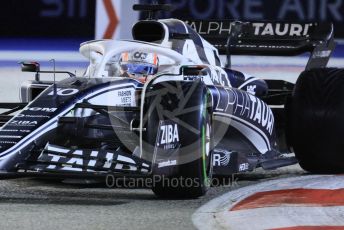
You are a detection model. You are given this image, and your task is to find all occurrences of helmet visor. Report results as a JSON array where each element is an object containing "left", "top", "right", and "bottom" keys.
[{"left": 121, "top": 63, "right": 158, "bottom": 75}]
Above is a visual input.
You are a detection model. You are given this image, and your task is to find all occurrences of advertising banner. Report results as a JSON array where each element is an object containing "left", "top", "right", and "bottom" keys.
[
  {"left": 139, "top": 0, "right": 344, "bottom": 39},
  {"left": 0, "top": 0, "right": 95, "bottom": 39}
]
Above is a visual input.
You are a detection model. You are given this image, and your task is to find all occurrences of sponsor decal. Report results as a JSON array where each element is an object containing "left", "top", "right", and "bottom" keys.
[
  {"left": 184, "top": 75, "right": 201, "bottom": 81},
  {"left": 0, "top": 129, "right": 30, "bottom": 133},
  {"left": 233, "top": 44, "right": 295, "bottom": 49},
  {"left": 117, "top": 89, "right": 133, "bottom": 106},
  {"left": 213, "top": 149, "right": 232, "bottom": 167},
  {"left": 8, "top": 120, "right": 38, "bottom": 126},
  {"left": 157, "top": 121, "right": 180, "bottom": 150},
  {"left": 215, "top": 88, "right": 274, "bottom": 135},
  {"left": 42, "top": 145, "right": 148, "bottom": 172},
  {"left": 158, "top": 159, "right": 177, "bottom": 168},
  {"left": 132, "top": 52, "right": 148, "bottom": 61},
  {"left": 48, "top": 88, "right": 79, "bottom": 96},
  {"left": 90, "top": 88, "right": 136, "bottom": 107},
  {"left": 0, "top": 107, "right": 55, "bottom": 143},
  {"left": 312, "top": 50, "right": 332, "bottom": 58},
  {"left": 246, "top": 85, "right": 256, "bottom": 95},
  {"left": 0, "top": 135, "right": 22, "bottom": 139},
  {"left": 155, "top": 1, "right": 344, "bottom": 39},
  {"left": 160, "top": 124, "right": 179, "bottom": 146},
  {"left": 187, "top": 21, "right": 231, "bottom": 35},
  {"left": 202, "top": 68, "right": 231, "bottom": 87},
  {"left": 23, "top": 107, "right": 57, "bottom": 113},
  {"left": 16, "top": 114, "right": 50, "bottom": 118},
  {"left": 239, "top": 163, "right": 249, "bottom": 172},
  {"left": 114, "top": 155, "right": 138, "bottom": 171},
  {"left": 0, "top": 141, "right": 17, "bottom": 144},
  {"left": 252, "top": 23, "right": 312, "bottom": 36},
  {"left": 210, "top": 72, "right": 231, "bottom": 87}
]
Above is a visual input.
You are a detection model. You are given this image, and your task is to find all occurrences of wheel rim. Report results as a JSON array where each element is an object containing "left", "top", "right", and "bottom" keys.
[
  {"left": 202, "top": 94, "right": 213, "bottom": 187},
  {"left": 206, "top": 117, "right": 213, "bottom": 185}
]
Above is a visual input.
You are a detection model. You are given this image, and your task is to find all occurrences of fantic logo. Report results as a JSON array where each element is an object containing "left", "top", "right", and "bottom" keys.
[
  {"left": 252, "top": 23, "right": 312, "bottom": 36},
  {"left": 158, "top": 122, "right": 180, "bottom": 150}
]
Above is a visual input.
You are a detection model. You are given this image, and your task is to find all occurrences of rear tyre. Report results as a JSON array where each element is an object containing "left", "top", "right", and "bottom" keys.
[{"left": 287, "top": 68, "right": 344, "bottom": 173}]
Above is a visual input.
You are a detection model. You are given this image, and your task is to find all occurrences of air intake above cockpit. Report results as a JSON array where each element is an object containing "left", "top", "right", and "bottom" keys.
[{"left": 132, "top": 21, "right": 165, "bottom": 43}]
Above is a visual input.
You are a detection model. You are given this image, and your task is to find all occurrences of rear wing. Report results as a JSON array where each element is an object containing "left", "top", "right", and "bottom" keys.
[{"left": 186, "top": 21, "right": 335, "bottom": 70}]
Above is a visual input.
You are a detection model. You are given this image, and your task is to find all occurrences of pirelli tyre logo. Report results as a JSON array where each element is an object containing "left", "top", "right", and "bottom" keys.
[{"left": 156, "top": 120, "right": 180, "bottom": 150}]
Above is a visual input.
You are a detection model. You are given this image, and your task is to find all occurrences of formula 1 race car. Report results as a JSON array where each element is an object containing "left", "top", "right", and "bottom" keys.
[{"left": 0, "top": 4, "right": 342, "bottom": 198}]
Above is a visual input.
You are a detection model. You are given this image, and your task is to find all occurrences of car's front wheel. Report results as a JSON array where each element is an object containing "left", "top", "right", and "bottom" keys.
[{"left": 145, "top": 81, "right": 213, "bottom": 198}]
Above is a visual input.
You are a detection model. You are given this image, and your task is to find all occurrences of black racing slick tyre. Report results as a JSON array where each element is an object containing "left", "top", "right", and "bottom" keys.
[
  {"left": 151, "top": 109, "right": 212, "bottom": 199},
  {"left": 287, "top": 68, "right": 344, "bottom": 173},
  {"left": 144, "top": 81, "right": 213, "bottom": 198}
]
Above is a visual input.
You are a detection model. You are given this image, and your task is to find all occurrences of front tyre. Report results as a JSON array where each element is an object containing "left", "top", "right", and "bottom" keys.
[{"left": 146, "top": 81, "right": 213, "bottom": 198}]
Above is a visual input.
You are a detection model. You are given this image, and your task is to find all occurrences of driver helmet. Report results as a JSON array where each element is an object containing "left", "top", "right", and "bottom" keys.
[{"left": 120, "top": 51, "right": 159, "bottom": 81}]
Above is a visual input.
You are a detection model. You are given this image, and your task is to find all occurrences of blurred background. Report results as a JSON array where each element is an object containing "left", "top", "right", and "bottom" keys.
[{"left": 0, "top": 0, "right": 344, "bottom": 100}]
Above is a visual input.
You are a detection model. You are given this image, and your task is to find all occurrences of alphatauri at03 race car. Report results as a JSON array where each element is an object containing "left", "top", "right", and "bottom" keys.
[{"left": 0, "top": 4, "right": 342, "bottom": 198}]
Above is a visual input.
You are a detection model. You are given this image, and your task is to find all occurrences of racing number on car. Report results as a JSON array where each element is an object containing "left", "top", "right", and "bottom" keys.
[{"left": 48, "top": 88, "right": 79, "bottom": 96}]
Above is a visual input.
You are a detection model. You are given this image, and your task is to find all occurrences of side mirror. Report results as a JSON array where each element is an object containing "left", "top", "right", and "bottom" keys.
[
  {"left": 19, "top": 61, "right": 40, "bottom": 73},
  {"left": 19, "top": 61, "right": 41, "bottom": 81}
]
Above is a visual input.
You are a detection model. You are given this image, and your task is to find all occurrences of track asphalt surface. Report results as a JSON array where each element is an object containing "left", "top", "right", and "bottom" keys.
[{"left": 0, "top": 166, "right": 305, "bottom": 230}]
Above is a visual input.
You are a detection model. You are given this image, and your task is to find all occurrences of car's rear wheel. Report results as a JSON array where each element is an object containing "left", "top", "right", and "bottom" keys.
[{"left": 287, "top": 68, "right": 344, "bottom": 173}]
